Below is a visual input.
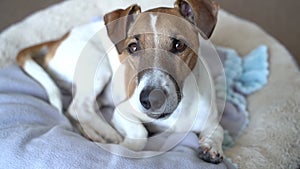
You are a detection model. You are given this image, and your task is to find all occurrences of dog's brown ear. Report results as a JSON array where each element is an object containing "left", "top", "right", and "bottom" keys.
[
  {"left": 104, "top": 4, "right": 141, "bottom": 54},
  {"left": 175, "top": 0, "right": 219, "bottom": 39}
]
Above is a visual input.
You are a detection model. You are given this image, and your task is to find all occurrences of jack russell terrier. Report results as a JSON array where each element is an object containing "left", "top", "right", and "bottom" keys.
[{"left": 17, "top": 0, "right": 224, "bottom": 164}]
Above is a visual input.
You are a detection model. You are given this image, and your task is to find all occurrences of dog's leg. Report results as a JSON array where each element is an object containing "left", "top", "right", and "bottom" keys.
[
  {"left": 198, "top": 104, "right": 224, "bottom": 164},
  {"left": 68, "top": 96, "right": 122, "bottom": 144},
  {"left": 67, "top": 67, "right": 122, "bottom": 144},
  {"left": 198, "top": 124, "right": 224, "bottom": 164},
  {"left": 23, "top": 60, "right": 62, "bottom": 112},
  {"left": 111, "top": 100, "right": 148, "bottom": 151}
]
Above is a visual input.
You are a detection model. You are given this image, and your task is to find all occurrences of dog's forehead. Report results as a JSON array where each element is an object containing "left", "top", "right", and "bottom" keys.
[{"left": 128, "top": 9, "right": 198, "bottom": 40}]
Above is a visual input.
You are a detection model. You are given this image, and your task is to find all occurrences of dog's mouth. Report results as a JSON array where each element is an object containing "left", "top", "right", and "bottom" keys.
[{"left": 146, "top": 112, "right": 172, "bottom": 119}]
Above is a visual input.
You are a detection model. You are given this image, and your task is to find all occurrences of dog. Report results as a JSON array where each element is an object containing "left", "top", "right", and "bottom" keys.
[{"left": 16, "top": 0, "right": 224, "bottom": 164}]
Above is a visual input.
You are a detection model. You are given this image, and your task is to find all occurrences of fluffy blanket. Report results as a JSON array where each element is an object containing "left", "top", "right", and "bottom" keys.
[
  {"left": 0, "top": 0, "right": 299, "bottom": 168},
  {"left": 0, "top": 64, "right": 235, "bottom": 169},
  {"left": 0, "top": 40, "right": 268, "bottom": 169}
]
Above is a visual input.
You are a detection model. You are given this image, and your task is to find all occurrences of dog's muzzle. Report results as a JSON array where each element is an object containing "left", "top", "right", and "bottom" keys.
[{"left": 138, "top": 69, "right": 181, "bottom": 119}]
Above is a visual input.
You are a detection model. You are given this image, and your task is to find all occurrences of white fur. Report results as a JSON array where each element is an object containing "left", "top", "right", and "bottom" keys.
[
  {"left": 149, "top": 14, "right": 160, "bottom": 81},
  {"left": 48, "top": 21, "right": 104, "bottom": 83},
  {"left": 150, "top": 14, "right": 158, "bottom": 49},
  {"left": 148, "top": 66, "right": 208, "bottom": 133},
  {"left": 46, "top": 20, "right": 123, "bottom": 143},
  {"left": 24, "top": 60, "right": 62, "bottom": 112}
]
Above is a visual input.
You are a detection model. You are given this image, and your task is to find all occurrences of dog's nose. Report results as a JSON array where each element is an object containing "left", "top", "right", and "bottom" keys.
[{"left": 140, "top": 87, "right": 167, "bottom": 111}]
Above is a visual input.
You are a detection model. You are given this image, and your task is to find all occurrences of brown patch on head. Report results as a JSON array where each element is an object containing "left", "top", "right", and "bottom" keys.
[
  {"left": 112, "top": 10, "right": 199, "bottom": 97},
  {"left": 122, "top": 10, "right": 200, "bottom": 87},
  {"left": 174, "top": 0, "right": 219, "bottom": 39},
  {"left": 104, "top": 0, "right": 219, "bottom": 97},
  {"left": 104, "top": 4, "right": 141, "bottom": 54}
]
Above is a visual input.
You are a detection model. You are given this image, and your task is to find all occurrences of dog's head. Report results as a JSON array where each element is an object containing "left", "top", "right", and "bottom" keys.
[{"left": 104, "top": 0, "right": 219, "bottom": 119}]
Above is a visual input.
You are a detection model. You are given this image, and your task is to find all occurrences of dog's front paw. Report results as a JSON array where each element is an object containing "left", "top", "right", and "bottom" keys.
[
  {"left": 80, "top": 123, "right": 123, "bottom": 144},
  {"left": 121, "top": 137, "right": 147, "bottom": 151},
  {"left": 68, "top": 114, "right": 123, "bottom": 144},
  {"left": 67, "top": 101, "right": 123, "bottom": 144},
  {"left": 198, "top": 138, "right": 224, "bottom": 164}
]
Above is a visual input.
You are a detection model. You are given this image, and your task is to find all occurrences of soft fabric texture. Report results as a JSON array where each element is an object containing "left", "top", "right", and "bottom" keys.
[
  {"left": 0, "top": 46, "right": 266, "bottom": 169},
  {"left": 215, "top": 45, "right": 269, "bottom": 149},
  {"left": 0, "top": 64, "right": 235, "bottom": 169},
  {"left": 0, "top": 0, "right": 299, "bottom": 168}
]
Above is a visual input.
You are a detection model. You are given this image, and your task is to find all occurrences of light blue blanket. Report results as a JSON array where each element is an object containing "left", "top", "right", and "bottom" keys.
[{"left": 215, "top": 45, "right": 269, "bottom": 149}]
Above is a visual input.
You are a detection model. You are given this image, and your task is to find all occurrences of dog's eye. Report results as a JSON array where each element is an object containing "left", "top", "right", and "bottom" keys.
[
  {"left": 127, "top": 42, "right": 139, "bottom": 54},
  {"left": 171, "top": 39, "right": 187, "bottom": 53}
]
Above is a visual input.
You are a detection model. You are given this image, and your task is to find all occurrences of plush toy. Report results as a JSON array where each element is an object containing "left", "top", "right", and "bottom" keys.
[{"left": 215, "top": 45, "right": 269, "bottom": 149}]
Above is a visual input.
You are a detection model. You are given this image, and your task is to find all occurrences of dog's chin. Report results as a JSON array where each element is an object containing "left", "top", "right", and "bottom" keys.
[{"left": 146, "top": 112, "right": 172, "bottom": 119}]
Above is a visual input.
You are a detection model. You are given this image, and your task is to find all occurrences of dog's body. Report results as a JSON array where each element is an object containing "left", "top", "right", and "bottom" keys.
[{"left": 17, "top": 0, "right": 224, "bottom": 164}]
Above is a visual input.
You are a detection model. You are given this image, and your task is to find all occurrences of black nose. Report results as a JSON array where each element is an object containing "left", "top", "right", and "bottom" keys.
[{"left": 140, "top": 87, "right": 167, "bottom": 111}]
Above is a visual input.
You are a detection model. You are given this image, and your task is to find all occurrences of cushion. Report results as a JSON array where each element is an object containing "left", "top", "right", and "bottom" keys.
[{"left": 0, "top": 0, "right": 299, "bottom": 168}]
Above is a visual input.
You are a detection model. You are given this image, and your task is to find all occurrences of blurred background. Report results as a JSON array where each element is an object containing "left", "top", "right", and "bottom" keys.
[{"left": 0, "top": 0, "right": 299, "bottom": 66}]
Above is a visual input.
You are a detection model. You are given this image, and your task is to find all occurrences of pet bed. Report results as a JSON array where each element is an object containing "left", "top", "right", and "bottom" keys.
[{"left": 0, "top": 0, "right": 299, "bottom": 168}]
